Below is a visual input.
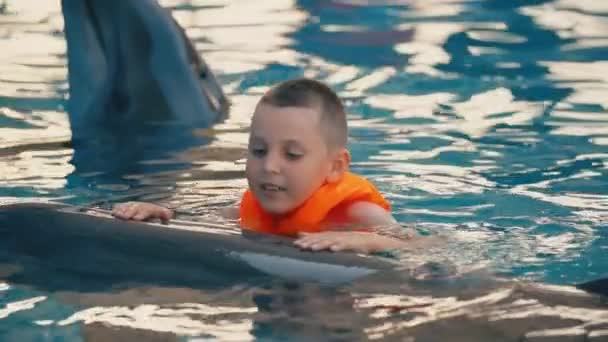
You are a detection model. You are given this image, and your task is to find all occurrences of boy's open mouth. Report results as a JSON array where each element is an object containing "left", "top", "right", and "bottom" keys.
[{"left": 260, "top": 183, "right": 286, "bottom": 191}]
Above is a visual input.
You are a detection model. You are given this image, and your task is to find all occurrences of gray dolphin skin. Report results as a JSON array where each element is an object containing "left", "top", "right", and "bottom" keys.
[
  {"left": 578, "top": 277, "right": 608, "bottom": 297},
  {"left": 0, "top": 202, "right": 606, "bottom": 297},
  {"left": 61, "top": 0, "right": 229, "bottom": 138},
  {"left": 1, "top": 202, "right": 606, "bottom": 341},
  {"left": 0, "top": 202, "right": 392, "bottom": 288},
  {"left": 61, "top": 0, "right": 230, "bottom": 181}
]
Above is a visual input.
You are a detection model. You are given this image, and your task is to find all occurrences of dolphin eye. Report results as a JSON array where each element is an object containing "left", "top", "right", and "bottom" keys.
[{"left": 199, "top": 67, "right": 208, "bottom": 78}]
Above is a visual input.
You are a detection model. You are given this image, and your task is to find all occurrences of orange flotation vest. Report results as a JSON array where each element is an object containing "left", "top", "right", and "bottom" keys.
[{"left": 239, "top": 172, "right": 390, "bottom": 236}]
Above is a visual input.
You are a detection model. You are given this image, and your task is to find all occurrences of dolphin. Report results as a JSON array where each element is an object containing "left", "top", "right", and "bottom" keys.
[
  {"left": 60, "top": 0, "right": 230, "bottom": 182},
  {"left": 61, "top": 0, "right": 229, "bottom": 135},
  {"left": 0, "top": 202, "right": 606, "bottom": 295},
  {"left": 578, "top": 277, "right": 608, "bottom": 297},
  {"left": 0, "top": 201, "right": 607, "bottom": 342},
  {"left": 0, "top": 202, "right": 393, "bottom": 290}
]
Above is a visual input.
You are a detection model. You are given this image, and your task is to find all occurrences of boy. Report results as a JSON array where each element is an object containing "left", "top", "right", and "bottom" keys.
[{"left": 113, "top": 78, "right": 412, "bottom": 253}]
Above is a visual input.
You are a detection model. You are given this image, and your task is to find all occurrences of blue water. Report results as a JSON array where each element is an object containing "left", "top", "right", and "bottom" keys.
[{"left": 1, "top": 0, "right": 607, "bottom": 340}]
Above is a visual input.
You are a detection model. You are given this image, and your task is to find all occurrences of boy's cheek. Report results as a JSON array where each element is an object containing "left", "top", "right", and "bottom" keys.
[{"left": 244, "top": 169, "right": 256, "bottom": 188}]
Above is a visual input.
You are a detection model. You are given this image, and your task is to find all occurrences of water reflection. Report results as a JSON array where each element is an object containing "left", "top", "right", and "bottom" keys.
[
  {"left": 0, "top": 0, "right": 607, "bottom": 340},
  {"left": 353, "top": 284, "right": 608, "bottom": 341},
  {"left": 59, "top": 302, "right": 257, "bottom": 340},
  {"left": 2, "top": 279, "right": 607, "bottom": 341}
]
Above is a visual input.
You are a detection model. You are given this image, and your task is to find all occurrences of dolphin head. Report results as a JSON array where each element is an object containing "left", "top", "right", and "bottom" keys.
[
  {"left": 61, "top": 0, "right": 231, "bottom": 183},
  {"left": 61, "top": 0, "right": 229, "bottom": 137}
]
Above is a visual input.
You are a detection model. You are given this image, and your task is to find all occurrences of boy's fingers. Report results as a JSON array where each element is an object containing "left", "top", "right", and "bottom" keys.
[
  {"left": 312, "top": 239, "right": 343, "bottom": 251},
  {"left": 294, "top": 238, "right": 312, "bottom": 248},
  {"left": 115, "top": 202, "right": 134, "bottom": 211},
  {"left": 295, "top": 232, "right": 332, "bottom": 244},
  {"left": 114, "top": 204, "right": 132, "bottom": 219},
  {"left": 297, "top": 232, "right": 344, "bottom": 242},
  {"left": 294, "top": 236, "right": 322, "bottom": 247},
  {"left": 294, "top": 236, "right": 311, "bottom": 244},
  {"left": 310, "top": 242, "right": 330, "bottom": 251},
  {"left": 329, "top": 243, "right": 345, "bottom": 252},
  {"left": 132, "top": 212, "right": 148, "bottom": 221},
  {"left": 111, "top": 203, "right": 173, "bottom": 224},
  {"left": 295, "top": 238, "right": 338, "bottom": 251},
  {"left": 112, "top": 211, "right": 126, "bottom": 219},
  {"left": 123, "top": 207, "right": 137, "bottom": 219},
  {"left": 111, "top": 204, "right": 127, "bottom": 216},
  {"left": 161, "top": 208, "right": 173, "bottom": 219},
  {"left": 160, "top": 209, "right": 173, "bottom": 224}
]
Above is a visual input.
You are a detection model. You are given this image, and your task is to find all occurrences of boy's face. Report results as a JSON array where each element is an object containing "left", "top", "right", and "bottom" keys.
[{"left": 246, "top": 103, "right": 341, "bottom": 215}]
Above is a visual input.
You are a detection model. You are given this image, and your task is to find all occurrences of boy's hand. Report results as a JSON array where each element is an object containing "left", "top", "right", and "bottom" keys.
[
  {"left": 294, "top": 231, "right": 406, "bottom": 254},
  {"left": 112, "top": 201, "right": 174, "bottom": 224}
]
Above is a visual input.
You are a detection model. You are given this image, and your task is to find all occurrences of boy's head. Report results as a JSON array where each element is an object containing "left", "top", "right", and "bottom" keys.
[
  {"left": 246, "top": 78, "right": 350, "bottom": 215},
  {"left": 259, "top": 78, "right": 348, "bottom": 149}
]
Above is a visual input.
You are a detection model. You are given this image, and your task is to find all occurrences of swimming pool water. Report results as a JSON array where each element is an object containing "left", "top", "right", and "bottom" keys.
[{"left": 0, "top": 0, "right": 607, "bottom": 340}]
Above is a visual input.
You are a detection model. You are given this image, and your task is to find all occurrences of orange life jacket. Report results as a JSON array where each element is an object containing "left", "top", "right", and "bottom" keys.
[{"left": 239, "top": 172, "right": 390, "bottom": 236}]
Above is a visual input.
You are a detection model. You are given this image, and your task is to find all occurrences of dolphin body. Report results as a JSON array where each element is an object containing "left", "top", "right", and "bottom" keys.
[
  {"left": 61, "top": 0, "right": 229, "bottom": 181},
  {"left": 0, "top": 202, "right": 606, "bottom": 294},
  {"left": 578, "top": 277, "right": 608, "bottom": 297},
  {"left": 0, "top": 201, "right": 607, "bottom": 342},
  {"left": 61, "top": 0, "right": 228, "bottom": 134},
  {"left": 0, "top": 202, "right": 393, "bottom": 290}
]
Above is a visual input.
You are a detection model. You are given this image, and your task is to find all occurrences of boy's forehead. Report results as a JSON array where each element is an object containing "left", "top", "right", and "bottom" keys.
[
  {"left": 253, "top": 102, "right": 322, "bottom": 122},
  {"left": 250, "top": 104, "right": 327, "bottom": 143}
]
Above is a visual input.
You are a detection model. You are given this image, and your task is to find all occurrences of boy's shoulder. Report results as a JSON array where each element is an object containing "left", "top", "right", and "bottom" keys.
[{"left": 335, "top": 172, "right": 390, "bottom": 210}]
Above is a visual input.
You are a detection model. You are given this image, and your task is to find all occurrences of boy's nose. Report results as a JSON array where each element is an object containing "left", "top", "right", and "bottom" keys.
[{"left": 262, "top": 153, "right": 281, "bottom": 174}]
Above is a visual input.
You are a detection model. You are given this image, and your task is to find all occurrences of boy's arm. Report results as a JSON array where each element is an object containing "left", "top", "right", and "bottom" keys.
[
  {"left": 114, "top": 201, "right": 239, "bottom": 222},
  {"left": 112, "top": 201, "right": 174, "bottom": 224},
  {"left": 346, "top": 201, "right": 398, "bottom": 227},
  {"left": 294, "top": 231, "right": 407, "bottom": 253},
  {"left": 294, "top": 201, "right": 415, "bottom": 254}
]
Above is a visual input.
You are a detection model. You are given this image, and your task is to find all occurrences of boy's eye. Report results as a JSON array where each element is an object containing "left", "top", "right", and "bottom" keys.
[
  {"left": 250, "top": 147, "right": 267, "bottom": 157},
  {"left": 285, "top": 151, "right": 303, "bottom": 161}
]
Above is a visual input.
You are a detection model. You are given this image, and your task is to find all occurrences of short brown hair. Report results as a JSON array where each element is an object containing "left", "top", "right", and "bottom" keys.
[{"left": 260, "top": 78, "right": 347, "bottom": 149}]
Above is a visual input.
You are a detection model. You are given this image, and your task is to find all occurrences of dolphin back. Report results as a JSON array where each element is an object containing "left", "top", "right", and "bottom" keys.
[
  {"left": 0, "top": 202, "right": 393, "bottom": 289},
  {"left": 577, "top": 277, "right": 608, "bottom": 297}
]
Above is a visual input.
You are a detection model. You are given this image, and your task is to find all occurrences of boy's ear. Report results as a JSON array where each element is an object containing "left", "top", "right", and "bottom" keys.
[{"left": 327, "top": 148, "right": 350, "bottom": 183}]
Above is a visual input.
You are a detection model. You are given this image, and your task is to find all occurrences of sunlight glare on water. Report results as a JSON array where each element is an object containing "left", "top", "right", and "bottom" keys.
[{"left": 0, "top": 0, "right": 607, "bottom": 340}]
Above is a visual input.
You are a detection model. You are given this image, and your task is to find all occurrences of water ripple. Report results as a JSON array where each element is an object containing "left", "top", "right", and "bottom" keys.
[{"left": 0, "top": 0, "right": 607, "bottom": 339}]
